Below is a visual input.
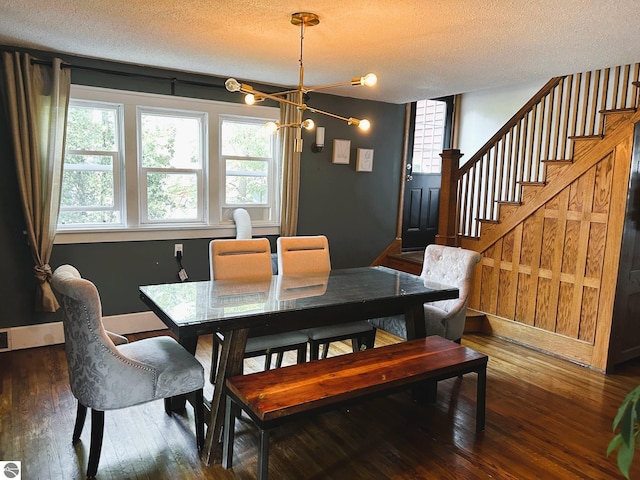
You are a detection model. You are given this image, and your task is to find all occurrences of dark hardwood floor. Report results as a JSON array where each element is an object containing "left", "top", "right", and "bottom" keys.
[{"left": 1, "top": 330, "right": 639, "bottom": 479}]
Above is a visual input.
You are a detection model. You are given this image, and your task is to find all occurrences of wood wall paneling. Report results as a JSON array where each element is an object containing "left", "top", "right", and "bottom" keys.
[{"left": 470, "top": 112, "right": 636, "bottom": 370}]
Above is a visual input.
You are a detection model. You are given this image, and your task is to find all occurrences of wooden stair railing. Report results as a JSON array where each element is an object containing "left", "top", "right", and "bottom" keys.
[{"left": 437, "top": 63, "right": 640, "bottom": 244}]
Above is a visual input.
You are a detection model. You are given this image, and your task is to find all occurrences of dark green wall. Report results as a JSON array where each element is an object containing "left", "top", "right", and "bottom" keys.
[{"left": 0, "top": 48, "right": 405, "bottom": 328}]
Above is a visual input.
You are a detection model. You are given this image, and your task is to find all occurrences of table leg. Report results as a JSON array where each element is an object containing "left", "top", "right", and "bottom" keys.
[
  {"left": 404, "top": 301, "right": 426, "bottom": 340},
  {"left": 405, "top": 302, "right": 433, "bottom": 402},
  {"left": 202, "top": 328, "right": 248, "bottom": 465}
]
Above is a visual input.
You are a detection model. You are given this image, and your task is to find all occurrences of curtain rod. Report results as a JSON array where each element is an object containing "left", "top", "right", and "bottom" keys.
[{"left": 30, "top": 58, "right": 226, "bottom": 95}]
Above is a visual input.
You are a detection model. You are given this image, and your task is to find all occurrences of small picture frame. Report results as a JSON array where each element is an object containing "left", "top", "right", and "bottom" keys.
[
  {"left": 356, "top": 148, "right": 374, "bottom": 172},
  {"left": 332, "top": 139, "right": 351, "bottom": 164}
]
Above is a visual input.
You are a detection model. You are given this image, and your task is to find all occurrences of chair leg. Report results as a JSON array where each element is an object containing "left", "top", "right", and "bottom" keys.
[
  {"left": 210, "top": 336, "right": 220, "bottom": 383},
  {"left": 362, "top": 328, "right": 377, "bottom": 350},
  {"left": 309, "top": 340, "right": 320, "bottom": 361},
  {"left": 275, "top": 351, "right": 284, "bottom": 368},
  {"left": 72, "top": 401, "right": 87, "bottom": 443},
  {"left": 296, "top": 344, "right": 307, "bottom": 364},
  {"left": 264, "top": 352, "right": 273, "bottom": 370},
  {"left": 321, "top": 342, "right": 330, "bottom": 359},
  {"left": 87, "top": 409, "right": 104, "bottom": 479},
  {"left": 222, "top": 394, "right": 235, "bottom": 469},
  {"left": 194, "top": 389, "right": 205, "bottom": 451}
]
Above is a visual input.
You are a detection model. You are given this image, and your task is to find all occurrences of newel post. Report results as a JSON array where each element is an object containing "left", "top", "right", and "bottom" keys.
[{"left": 436, "top": 149, "right": 463, "bottom": 246}]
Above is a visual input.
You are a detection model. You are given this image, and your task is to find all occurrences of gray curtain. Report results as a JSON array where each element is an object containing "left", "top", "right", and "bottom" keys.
[
  {"left": 279, "top": 93, "right": 302, "bottom": 237},
  {"left": 1, "top": 52, "right": 70, "bottom": 312}
]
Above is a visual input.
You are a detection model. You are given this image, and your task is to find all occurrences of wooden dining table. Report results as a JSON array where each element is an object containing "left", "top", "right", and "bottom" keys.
[{"left": 139, "top": 265, "right": 459, "bottom": 464}]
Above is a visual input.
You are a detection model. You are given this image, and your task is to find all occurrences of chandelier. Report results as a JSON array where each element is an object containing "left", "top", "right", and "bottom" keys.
[{"left": 225, "top": 12, "right": 377, "bottom": 152}]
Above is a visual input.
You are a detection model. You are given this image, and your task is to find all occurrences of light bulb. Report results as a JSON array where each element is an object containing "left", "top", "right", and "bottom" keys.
[
  {"left": 301, "top": 119, "right": 315, "bottom": 130},
  {"left": 358, "top": 119, "right": 371, "bottom": 131},
  {"left": 225, "top": 78, "right": 241, "bottom": 92},
  {"left": 245, "top": 94, "right": 256, "bottom": 105},
  {"left": 362, "top": 73, "right": 377, "bottom": 87},
  {"left": 265, "top": 121, "right": 279, "bottom": 135}
]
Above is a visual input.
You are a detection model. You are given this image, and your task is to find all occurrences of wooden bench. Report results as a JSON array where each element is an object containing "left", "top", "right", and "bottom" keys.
[{"left": 223, "top": 336, "right": 488, "bottom": 479}]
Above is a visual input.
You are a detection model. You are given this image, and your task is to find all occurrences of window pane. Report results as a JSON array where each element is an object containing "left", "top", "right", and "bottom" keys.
[
  {"left": 141, "top": 113, "right": 201, "bottom": 168},
  {"left": 146, "top": 172, "right": 198, "bottom": 220},
  {"left": 412, "top": 99, "right": 447, "bottom": 174},
  {"left": 66, "top": 105, "right": 117, "bottom": 151},
  {"left": 221, "top": 121, "right": 271, "bottom": 157},
  {"left": 225, "top": 176, "right": 268, "bottom": 204},
  {"left": 58, "top": 210, "right": 120, "bottom": 225},
  {"left": 225, "top": 159, "right": 268, "bottom": 204},
  {"left": 61, "top": 157, "right": 114, "bottom": 207}
]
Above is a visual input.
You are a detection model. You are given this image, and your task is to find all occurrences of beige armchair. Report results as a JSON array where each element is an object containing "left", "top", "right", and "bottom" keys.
[
  {"left": 277, "top": 235, "right": 377, "bottom": 360},
  {"left": 209, "top": 238, "right": 308, "bottom": 382},
  {"left": 51, "top": 265, "right": 204, "bottom": 479},
  {"left": 370, "top": 244, "right": 482, "bottom": 342}
]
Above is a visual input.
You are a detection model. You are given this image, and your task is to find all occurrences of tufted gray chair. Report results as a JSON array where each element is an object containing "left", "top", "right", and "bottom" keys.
[
  {"left": 370, "top": 245, "right": 482, "bottom": 342},
  {"left": 51, "top": 265, "right": 205, "bottom": 479}
]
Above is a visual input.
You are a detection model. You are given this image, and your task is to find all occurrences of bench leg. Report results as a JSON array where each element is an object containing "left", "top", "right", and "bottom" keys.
[
  {"left": 222, "top": 395, "right": 235, "bottom": 469},
  {"left": 476, "top": 366, "right": 487, "bottom": 432},
  {"left": 412, "top": 380, "right": 438, "bottom": 404},
  {"left": 258, "top": 428, "right": 270, "bottom": 480}
]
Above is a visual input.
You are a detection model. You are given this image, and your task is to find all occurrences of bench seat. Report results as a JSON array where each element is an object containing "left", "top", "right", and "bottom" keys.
[{"left": 223, "top": 336, "right": 488, "bottom": 479}]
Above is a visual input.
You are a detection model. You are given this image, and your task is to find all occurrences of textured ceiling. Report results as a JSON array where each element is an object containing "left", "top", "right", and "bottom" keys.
[{"left": 1, "top": 0, "right": 640, "bottom": 104}]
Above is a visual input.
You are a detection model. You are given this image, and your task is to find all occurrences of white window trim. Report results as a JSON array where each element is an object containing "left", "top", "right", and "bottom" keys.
[{"left": 55, "top": 85, "right": 281, "bottom": 244}]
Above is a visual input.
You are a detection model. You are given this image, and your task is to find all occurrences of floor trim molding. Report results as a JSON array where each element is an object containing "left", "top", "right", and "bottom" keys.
[{"left": 6, "top": 311, "right": 166, "bottom": 351}]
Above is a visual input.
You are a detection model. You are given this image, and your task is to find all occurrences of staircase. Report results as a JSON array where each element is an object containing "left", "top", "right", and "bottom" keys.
[{"left": 436, "top": 63, "right": 640, "bottom": 371}]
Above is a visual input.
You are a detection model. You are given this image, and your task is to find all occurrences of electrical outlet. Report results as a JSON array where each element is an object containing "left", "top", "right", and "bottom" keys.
[{"left": 174, "top": 244, "right": 183, "bottom": 257}]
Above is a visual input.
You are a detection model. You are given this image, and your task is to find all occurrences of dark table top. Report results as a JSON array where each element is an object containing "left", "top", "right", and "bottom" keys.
[{"left": 139, "top": 266, "right": 459, "bottom": 337}]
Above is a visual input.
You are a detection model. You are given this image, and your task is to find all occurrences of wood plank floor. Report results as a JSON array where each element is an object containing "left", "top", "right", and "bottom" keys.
[{"left": 1, "top": 330, "right": 639, "bottom": 479}]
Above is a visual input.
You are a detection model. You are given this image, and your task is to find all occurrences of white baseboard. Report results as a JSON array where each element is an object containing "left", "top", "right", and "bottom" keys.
[{"left": 7, "top": 311, "right": 166, "bottom": 351}]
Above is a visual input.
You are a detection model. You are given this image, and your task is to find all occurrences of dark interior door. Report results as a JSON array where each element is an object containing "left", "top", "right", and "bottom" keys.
[
  {"left": 402, "top": 172, "right": 441, "bottom": 249},
  {"left": 401, "top": 98, "right": 453, "bottom": 250}
]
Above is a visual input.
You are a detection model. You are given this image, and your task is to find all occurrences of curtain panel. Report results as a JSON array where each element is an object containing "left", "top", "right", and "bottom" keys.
[
  {"left": 279, "top": 93, "right": 302, "bottom": 237},
  {"left": 1, "top": 52, "right": 70, "bottom": 312}
]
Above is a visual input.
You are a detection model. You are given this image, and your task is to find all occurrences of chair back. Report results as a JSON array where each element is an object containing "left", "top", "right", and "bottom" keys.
[
  {"left": 209, "top": 238, "right": 273, "bottom": 280},
  {"left": 51, "top": 265, "right": 156, "bottom": 410},
  {"left": 420, "top": 244, "right": 481, "bottom": 326},
  {"left": 233, "top": 208, "right": 252, "bottom": 239},
  {"left": 277, "top": 235, "right": 331, "bottom": 274}
]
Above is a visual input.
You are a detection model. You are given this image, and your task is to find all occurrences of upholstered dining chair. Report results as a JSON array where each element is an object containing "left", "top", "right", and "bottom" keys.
[
  {"left": 51, "top": 265, "right": 204, "bottom": 479},
  {"left": 369, "top": 244, "right": 482, "bottom": 343},
  {"left": 209, "top": 238, "right": 308, "bottom": 382},
  {"left": 277, "top": 235, "right": 377, "bottom": 360}
]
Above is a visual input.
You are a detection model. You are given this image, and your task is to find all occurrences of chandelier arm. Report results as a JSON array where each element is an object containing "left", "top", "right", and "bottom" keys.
[
  {"left": 305, "top": 105, "right": 357, "bottom": 124},
  {"left": 239, "top": 87, "right": 304, "bottom": 108},
  {"left": 305, "top": 81, "right": 360, "bottom": 92}
]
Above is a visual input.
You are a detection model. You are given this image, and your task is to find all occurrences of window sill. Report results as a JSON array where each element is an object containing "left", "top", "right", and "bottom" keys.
[{"left": 54, "top": 224, "right": 280, "bottom": 244}]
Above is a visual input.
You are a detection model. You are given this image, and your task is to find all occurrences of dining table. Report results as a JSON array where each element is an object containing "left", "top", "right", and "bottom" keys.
[{"left": 139, "top": 265, "right": 459, "bottom": 464}]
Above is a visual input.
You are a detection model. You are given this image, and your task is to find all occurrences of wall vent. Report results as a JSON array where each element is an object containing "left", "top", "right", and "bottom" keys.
[{"left": 0, "top": 330, "right": 10, "bottom": 352}]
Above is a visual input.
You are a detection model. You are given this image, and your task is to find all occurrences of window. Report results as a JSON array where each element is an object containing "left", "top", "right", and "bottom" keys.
[
  {"left": 57, "top": 86, "right": 280, "bottom": 243},
  {"left": 221, "top": 117, "right": 274, "bottom": 207},
  {"left": 60, "top": 100, "right": 123, "bottom": 226},
  {"left": 138, "top": 108, "right": 205, "bottom": 224},
  {"left": 412, "top": 99, "right": 448, "bottom": 174}
]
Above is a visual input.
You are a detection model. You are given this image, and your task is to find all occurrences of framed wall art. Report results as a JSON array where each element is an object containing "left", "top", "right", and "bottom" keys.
[
  {"left": 356, "top": 148, "right": 374, "bottom": 172},
  {"left": 332, "top": 139, "right": 351, "bottom": 164}
]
